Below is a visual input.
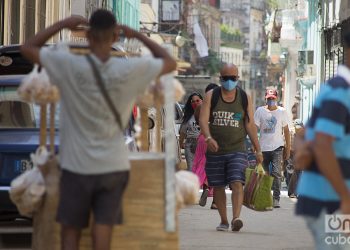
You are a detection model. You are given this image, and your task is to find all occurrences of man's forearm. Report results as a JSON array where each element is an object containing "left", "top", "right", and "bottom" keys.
[
  {"left": 200, "top": 124, "right": 211, "bottom": 139},
  {"left": 249, "top": 133, "right": 261, "bottom": 152},
  {"left": 134, "top": 32, "right": 173, "bottom": 60},
  {"left": 284, "top": 129, "right": 291, "bottom": 151},
  {"left": 25, "top": 21, "right": 65, "bottom": 47},
  {"left": 246, "top": 125, "right": 261, "bottom": 152},
  {"left": 21, "top": 21, "right": 66, "bottom": 63}
]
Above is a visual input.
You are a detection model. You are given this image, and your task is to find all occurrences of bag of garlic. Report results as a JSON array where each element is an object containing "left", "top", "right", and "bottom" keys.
[
  {"left": 17, "top": 64, "right": 41, "bottom": 102},
  {"left": 18, "top": 65, "right": 60, "bottom": 104},
  {"left": 9, "top": 154, "right": 46, "bottom": 217}
]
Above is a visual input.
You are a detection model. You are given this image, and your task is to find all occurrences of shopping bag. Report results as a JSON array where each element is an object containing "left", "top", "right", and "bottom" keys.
[{"left": 243, "top": 164, "right": 274, "bottom": 211}]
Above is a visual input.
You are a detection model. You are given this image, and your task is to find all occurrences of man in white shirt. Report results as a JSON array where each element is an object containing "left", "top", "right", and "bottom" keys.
[
  {"left": 21, "top": 9, "right": 176, "bottom": 250},
  {"left": 254, "top": 89, "right": 290, "bottom": 208}
]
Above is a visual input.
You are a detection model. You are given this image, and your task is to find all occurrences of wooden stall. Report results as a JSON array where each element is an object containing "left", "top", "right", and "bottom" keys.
[{"left": 29, "top": 48, "right": 179, "bottom": 250}]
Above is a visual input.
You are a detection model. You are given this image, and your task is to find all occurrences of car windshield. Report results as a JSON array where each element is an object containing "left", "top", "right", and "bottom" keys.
[{"left": 0, "top": 86, "right": 59, "bottom": 129}]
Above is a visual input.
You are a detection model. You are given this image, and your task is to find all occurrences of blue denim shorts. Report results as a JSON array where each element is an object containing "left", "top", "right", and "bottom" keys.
[{"left": 205, "top": 152, "right": 248, "bottom": 187}]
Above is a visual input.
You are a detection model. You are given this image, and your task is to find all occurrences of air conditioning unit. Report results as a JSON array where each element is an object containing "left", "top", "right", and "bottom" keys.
[
  {"left": 297, "top": 50, "right": 314, "bottom": 77},
  {"left": 298, "top": 50, "right": 314, "bottom": 65}
]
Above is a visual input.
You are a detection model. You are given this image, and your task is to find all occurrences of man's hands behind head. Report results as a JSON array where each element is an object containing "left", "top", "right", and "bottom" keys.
[
  {"left": 62, "top": 15, "right": 89, "bottom": 30},
  {"left": 117, "top": 25, "right": 138, "bottom": 39}
]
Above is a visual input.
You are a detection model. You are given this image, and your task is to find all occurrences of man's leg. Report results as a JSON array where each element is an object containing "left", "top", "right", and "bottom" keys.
[
  {"left": 92, "top": 171, "right": 129, "bottom": 246},
  {"left": 262, "top": 151, "right": 272, "bottom": 174},
  {"left": 230, "top": 181, "right": 243, "bottom": 219},
  {"left": 57, "top": 170, "right": 92, "bottom": 250},
  {"left": 271, "top": 148, "right": 284, "bottom": 204},
  {"left": 226, "top": 152, "right": 247, "bottom": 231},
  {"left": 61, "top": 225, "right": 81, "bottom": 250},
  {"left": 205, "top": 154, "right": 229, "bottom": 230},
  {"left": 92, "top": 223, "right": 113, "bottom": 250},
  {"left": 184, "top": 142, "right": 195, "bottom": 171},
  {"left": 213, "top": 186, "right": 228, "bottom": 225}
]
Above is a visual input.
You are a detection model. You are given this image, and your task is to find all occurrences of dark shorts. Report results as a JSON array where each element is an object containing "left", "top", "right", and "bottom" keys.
[
  {"left": 205, "top": 152, "right": 248, "bottom": 187},
  {"left": 57, "top": 169, "right": 129, "bottom": 229}
]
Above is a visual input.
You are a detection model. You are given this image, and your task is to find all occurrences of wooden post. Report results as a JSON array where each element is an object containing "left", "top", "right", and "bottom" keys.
[
  {"left": 140, "top": 107, "right": 149, "bottom": 151},
  {"left": 162, "top": 72, "right": 176, "bottom": 232},
  {"left": 154, "top": 79, "right": 163, "bottom": 153},
  {"left": 155, "top": 107, "right": 162, "bottom": 152},
  {"left": 49, "top": 104, "right": 55, "bottom": 154},
  {"left": 39, "top": 104, "right": 47, "bottom": 147}
]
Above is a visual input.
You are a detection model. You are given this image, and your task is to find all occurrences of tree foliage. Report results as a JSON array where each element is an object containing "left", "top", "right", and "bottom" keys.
[
  {"left": 203, "top": 49, "right": 222, "bottom": 76},
  {"left": 267, "top": 0, "right": 279, "bottom": 10},
  {"left": 220, "top": 24, "right": 242, "bottom": 44}
]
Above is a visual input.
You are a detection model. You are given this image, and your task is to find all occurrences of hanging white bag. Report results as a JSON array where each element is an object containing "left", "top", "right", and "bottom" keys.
[{"left": 17, "top": 64, "right": 40, "bottom": 102}]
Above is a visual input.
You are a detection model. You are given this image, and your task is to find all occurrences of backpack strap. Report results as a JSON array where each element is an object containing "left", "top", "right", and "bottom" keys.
[
  {"left": 209, "top": 86, "right": 221, "bottom": 123},
  {"left": 238, "top": 86, "right": 250, "bottom": 122}
]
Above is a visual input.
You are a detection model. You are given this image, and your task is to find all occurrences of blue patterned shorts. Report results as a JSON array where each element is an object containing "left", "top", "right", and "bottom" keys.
[{"left": 205, "top": 152, "right": 248, "bottom": 187}]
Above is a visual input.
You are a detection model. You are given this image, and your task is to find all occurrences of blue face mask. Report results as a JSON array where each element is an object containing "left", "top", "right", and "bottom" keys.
[
  {"left": 222, "top": 80, "right": 238, "bottom": 91},
  {"left": 267, "top": 100, "right": 277, "bottom": 106}
]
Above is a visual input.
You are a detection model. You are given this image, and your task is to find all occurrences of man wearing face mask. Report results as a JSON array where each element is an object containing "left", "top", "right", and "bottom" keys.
[
  {"left": 199, "top": 64, "right": 263, "bottom": 232},
  {"left": 254, "top": 89, "right": 291, "bottom": 208}
]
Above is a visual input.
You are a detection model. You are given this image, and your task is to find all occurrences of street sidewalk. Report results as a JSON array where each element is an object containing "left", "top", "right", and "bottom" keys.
[{"left": 178, "top": 192, "right": 314, "bottom": 250}]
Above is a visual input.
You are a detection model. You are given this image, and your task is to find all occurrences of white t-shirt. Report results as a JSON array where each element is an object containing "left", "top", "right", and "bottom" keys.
[
  {"left": 180, "top": 115, "right": 200, "bottom": 139},
  {"left": 40, "top": 45, "right": 163, "bottom": 174},
  {"left": 254, "top": 106, "right": 289, "bottom": 151}
]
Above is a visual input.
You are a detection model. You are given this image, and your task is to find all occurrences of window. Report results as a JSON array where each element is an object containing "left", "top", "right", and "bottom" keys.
[
  {"left": 25, "top": 0, "right": 36, "bottom": 40},
  {"left": 0, "top": 86, "right": 59, "bottom": 129},
  {"left": 0, "top": 0, "right": 4, "bottom": 45},
  {"left": 10, "top": 0, "right": 20, "bottom": 44},
  {"left": 38, "top": 0, "right": 46, "bottom": 31},
  {"left": 162, "top": 0, "right": 180, "bottom": 21}
]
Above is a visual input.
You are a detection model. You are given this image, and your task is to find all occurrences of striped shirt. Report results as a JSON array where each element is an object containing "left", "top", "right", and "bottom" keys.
[{"left": 296, "top": 65, "right": 350, "bottom": 217}]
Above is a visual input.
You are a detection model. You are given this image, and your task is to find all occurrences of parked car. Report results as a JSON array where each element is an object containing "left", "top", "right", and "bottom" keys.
[{"left": 0, "top": 45, "right": 56, "bottom": 220}]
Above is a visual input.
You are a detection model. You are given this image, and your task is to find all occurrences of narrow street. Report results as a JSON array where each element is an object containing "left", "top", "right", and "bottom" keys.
[{"left": 179, "top": 191, "right": 313, "bottom": 250}]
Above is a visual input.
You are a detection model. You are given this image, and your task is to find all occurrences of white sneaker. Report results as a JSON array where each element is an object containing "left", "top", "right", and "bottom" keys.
[{"left": 273, "top": 199, "right": 280, "bottom": 208}]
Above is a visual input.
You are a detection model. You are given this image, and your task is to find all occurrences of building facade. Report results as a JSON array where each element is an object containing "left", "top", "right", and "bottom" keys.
[{"left": 0, "top": 0, "right": 141, "bottom": 46}]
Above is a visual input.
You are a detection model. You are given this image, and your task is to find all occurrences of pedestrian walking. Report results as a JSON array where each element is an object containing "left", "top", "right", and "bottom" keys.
[
  {"left": 179, "top": 92, "right": 203, "bottom": 171},
  {"left": 295, "top": 32, "right": 350, "bottom": 250},
  {"left": 199, "top": 63, "right": 263, "bottom": 232},
  {"left": 254, "top": 89, "right": 291, "bottom": 208},
  {"left": 192, "top": 83, "right": 218, "bottom": 209},
  {"left": 21, "top": 9, "right": 176, "bottom": 250},
  {"left": 285, "top": 119, "right": 304, "bottom": 198}
]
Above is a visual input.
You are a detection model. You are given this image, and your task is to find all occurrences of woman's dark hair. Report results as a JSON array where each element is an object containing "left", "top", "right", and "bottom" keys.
[
  {"left": 344, "top": 32, "right": 350, "bottom": 48},
  {"left": 182, "top": 92, "right": 203, "bottom": 124},
  {"left": 205, "top": 83, "right": 218, "bottom": 93}
]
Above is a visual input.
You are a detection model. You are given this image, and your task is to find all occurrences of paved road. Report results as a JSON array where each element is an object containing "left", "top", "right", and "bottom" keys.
[{"left": 178, "top": 192, "right": 314, "bottom": 250}]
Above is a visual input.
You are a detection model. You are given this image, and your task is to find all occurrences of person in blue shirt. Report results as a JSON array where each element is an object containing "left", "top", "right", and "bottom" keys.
[{"left": 296, "top": 32, "right": 350, "bottom": 249}]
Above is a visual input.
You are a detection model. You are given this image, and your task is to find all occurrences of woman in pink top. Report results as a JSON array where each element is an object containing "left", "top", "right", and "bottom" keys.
[{"left": 192, "top": 83, "right": 218, "bottom": 209}]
